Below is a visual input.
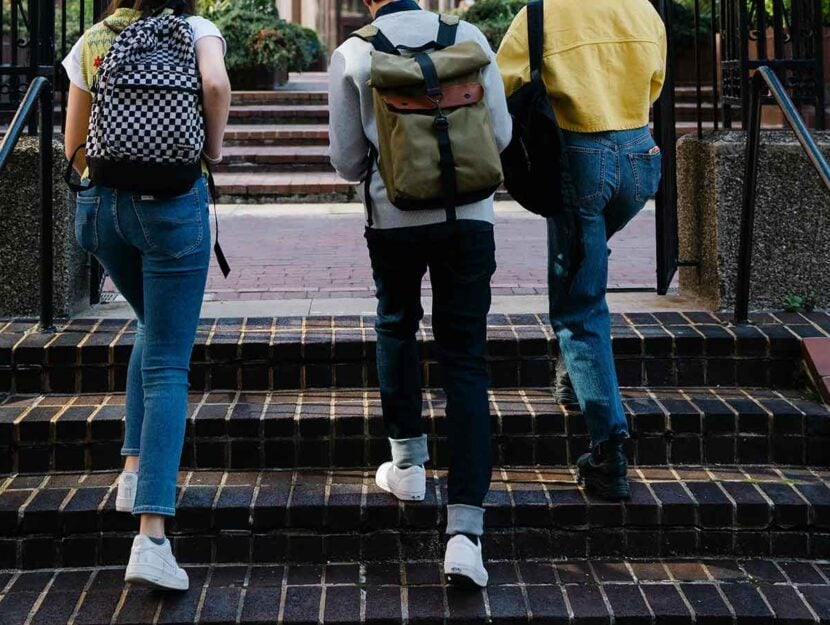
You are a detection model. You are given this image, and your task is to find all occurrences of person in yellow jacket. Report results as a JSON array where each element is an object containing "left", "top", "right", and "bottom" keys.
[{"left": 497, "top": 0, "right": 667, "bottom": 501}]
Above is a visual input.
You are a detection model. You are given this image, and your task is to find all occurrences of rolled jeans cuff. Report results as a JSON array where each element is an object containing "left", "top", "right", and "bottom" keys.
[
  {"left": 389, "top": 435, "right": 429, "bottom": 467},
  {"left": 446, "top": 504, "right": 485, "bottom": 537}
]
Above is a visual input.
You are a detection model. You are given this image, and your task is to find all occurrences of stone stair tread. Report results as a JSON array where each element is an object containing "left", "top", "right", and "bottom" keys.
[
  {"left": 2, "top": 559, "right": 828, "bottom": 625},
  {"left": 212, "top": 171, "right": 351, "bottom": 196},
  {"left": 225, "top": 123, "right": 329, "bottom": 133},
  {"left": 221, "top": 145, "right": 331, "bottom": 167},
  {"left": 223, "top": 145, "right": 329, "bottom": 157},
  {"left": 0, "top": 558, "right": 830, "bottom": 625},
  {"left": 230, "top": 104, "right": 329, "bottom": 113}
]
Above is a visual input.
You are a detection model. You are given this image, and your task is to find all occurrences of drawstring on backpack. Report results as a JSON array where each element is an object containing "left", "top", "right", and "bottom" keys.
[{"left": 206, "top": 169, "right": 231, "bottom": 278}]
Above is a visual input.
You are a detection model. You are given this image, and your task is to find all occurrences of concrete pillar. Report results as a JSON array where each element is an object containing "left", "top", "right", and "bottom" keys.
[
  {"left": 0, "top": 138, "right": 89, "bottom": 317},
  {"left": 676, "top": 130, "right": 830, "bottom": 310}
]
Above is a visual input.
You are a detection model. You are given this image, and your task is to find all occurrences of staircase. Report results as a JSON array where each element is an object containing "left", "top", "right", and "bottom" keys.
[
  {"left": 1, "top": 311, "right": 830, "bottom": 623},
  {"left": 212, "top": 81, "right": 727, "bottom": 204}
]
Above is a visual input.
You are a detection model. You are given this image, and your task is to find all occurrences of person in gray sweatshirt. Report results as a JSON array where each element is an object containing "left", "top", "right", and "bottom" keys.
[{"left": 328, "top": 0, "right": 512, "bottom": 588}]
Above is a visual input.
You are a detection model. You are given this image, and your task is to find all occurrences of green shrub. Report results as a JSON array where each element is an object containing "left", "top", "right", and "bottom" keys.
[
  {"left": 671, "top": 0, "right": 713, "bottom": 50},
  {"left": 198, "top": 0, "right": 279, "bottom": 19},
  {"left": 199, "top": 1, "right": 322, "bottom": 74},
  {"left": 457, "top": 0, "right": 527, "bottom": 50}
]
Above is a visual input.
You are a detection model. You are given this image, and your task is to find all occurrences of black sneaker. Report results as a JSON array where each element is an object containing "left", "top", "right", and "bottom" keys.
[
  {"left": 576, "top": 437, "right": 630, "bottom": 501},
  {"left": 553, "top": 358, "right": 577, "bottom": 405}
]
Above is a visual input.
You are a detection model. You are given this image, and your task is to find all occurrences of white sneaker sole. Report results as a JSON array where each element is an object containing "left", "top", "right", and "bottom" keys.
[
  {"left": 125, "top": 563, "right": 189, "bottom": 591},
  {"left": 445, "top": 561, "right": 489, "bottom": 588},
  {"left": 115, "top": 496, "right": 134, "bottom": 513},
  {"left": 375, "top": 473, "right": 425, "bottom": 502}
]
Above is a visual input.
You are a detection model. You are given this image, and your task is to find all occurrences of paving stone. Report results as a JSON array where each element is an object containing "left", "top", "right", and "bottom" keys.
[
  {"left": 759, "top": 584, "right": 817, "bottom": 625},
  {"left": 679, "top": 583, "right": 732, "bottom": 625},
  {"left": 282, "top": 585, "right": 322, "bottom": 625},
  {"left": 720, "top": 583, "right": 775, "bottom": 625}
]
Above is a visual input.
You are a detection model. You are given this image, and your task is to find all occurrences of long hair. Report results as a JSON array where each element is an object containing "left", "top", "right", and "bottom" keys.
[{"left": 103, "top": 0, "right": 197, "bottom": 17}]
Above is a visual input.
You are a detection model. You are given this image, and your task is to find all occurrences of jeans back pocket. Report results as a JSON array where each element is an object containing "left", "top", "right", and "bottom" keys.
[
  {"left": 75, "top": 195, "right": 101, "bottom": 253},
  {"left": 132, "top": 188, "right": 205, "bottom": 259},
  {"left": 629, "top": 148, "right": 663, "bottom": 204},
  {"left": 565, "top": 146, "right": 607, "bottom": 205}
]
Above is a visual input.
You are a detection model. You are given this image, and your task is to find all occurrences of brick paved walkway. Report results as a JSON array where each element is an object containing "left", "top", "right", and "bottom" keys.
[{"left": 103, "top": 203, "right": 662, "bottom": 302}]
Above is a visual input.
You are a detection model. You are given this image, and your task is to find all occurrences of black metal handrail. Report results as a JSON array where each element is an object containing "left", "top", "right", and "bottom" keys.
[
  {"left": 734, "top": 65, "right": 830, "bottom": 324},
  {"left": 0, "top": 75, "right": 55, "bottom": 332}
]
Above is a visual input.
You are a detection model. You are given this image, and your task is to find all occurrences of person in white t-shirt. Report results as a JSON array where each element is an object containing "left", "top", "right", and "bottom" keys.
[{"left": 62, "top": 0, "right": 230, "bottom": 592}]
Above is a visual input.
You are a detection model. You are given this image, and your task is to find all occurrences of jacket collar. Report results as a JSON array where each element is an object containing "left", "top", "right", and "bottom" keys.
[{"left": 375, "top": 0, "right": 422, "bottom": 19}]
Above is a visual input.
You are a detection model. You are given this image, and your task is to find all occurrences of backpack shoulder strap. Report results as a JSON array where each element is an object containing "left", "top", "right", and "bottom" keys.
[
  {"left": 349, "top": 24, "right": 400, "bottom": 56},
  {"left": 437, "top": 14, "right": 460, "bottom": 48},
  {"left": 527, "top": 0, "right": 544, "bottom": 83}
]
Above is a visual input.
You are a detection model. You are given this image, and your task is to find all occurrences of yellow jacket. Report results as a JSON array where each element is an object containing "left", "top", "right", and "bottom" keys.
[{"left": 496, "top": 0, "right": 667, "bottom": 133}]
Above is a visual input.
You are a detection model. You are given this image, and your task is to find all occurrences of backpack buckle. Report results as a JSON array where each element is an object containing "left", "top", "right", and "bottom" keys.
[
  {"left": 426, "top": 86, "right": 443, "bottom": 101},
  {"left": 434, "top": 115, "right": 449, "bottom": 131}
]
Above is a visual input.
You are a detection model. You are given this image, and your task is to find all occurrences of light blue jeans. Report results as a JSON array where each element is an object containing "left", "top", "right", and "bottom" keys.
[
  {"left": 75, "top": 177, "right": 211, "bottom": 516},
  {"left": 548, "top": 126, "right": 663, "bottom": 446}
]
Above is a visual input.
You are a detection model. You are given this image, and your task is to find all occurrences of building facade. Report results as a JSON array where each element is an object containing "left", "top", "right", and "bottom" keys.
[{"left": 277, "top": 0, "right": 464, "bottom": 53}]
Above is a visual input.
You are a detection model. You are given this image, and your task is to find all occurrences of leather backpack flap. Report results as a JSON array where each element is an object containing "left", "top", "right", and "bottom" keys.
[{"left": 381, "top": 82, "right": 484, "bottom": 112}]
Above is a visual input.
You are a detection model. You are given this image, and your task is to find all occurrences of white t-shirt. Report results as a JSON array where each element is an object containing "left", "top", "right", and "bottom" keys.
[{"left": 62, "top": 16, "right": 226, "bottom": 92}]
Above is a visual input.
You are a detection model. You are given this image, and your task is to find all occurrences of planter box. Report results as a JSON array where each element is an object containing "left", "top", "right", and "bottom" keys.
[
  {"left": 0, "top": 137, "right": 89, "bottom": 317},
  {"left": 676, "top": 130, "right": 830, "bottom": 311},
  {"left": 230, "top": 66, "right": 290, "bottom": 91}
]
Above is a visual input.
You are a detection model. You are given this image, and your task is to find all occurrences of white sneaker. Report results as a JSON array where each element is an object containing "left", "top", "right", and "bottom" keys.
[
  {"left": 375, "top": 462, "right": 426, "bottom": 501},
  {"left": 125, "top": 535, "right": 189, "bottom": 591},
  {"left": 444, "top": 534, "right": 489, "bottom": 588},
  {"left": 116, "top": 471, "right": 138, "bottom": 513}
]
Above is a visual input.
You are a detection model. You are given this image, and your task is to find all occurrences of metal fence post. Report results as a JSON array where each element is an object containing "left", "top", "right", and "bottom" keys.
[
  {"left": 39, "top": 82, "right": 55, "bottom": 332},
  {"left": 733, "top": 73, "right": 763, "bottom": 324},
  {"left": 37, "top": 0, "right": 55, "bottom": 332}
]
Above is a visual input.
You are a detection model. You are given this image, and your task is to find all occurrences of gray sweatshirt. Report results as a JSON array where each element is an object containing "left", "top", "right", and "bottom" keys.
[{"left": 328, "top": 9, "right": 513, "bottom": 230}]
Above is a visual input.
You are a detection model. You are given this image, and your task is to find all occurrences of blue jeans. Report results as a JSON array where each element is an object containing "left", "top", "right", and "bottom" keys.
[
  {"left": 365, "top": 220, "right": 496, "bottom": 536},
  {"left": 548, "top": 127, "right": 662, "bottom": 446},
  {"left": 75, "top": 178, "right": 211, "bottom": 516}
]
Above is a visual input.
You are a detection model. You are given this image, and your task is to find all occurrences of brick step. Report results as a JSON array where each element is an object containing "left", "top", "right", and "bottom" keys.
[
  {"left": 3, "top": 388, "right": 829, "bottom": 475},
  {"left": 1, "top": 312, "right": 820, "bottom": 395},
  {"left": 223, "top": 124, "right": 330, "bottom": 147},
  {"left": 228, "top": 104, "right": 329, "bottom": 125},
  {"left": 217, "top": 146, "right": 333, "bottom": 173},
  {"left": 9, "top": 314, "right": 828, "bottom": 392},
  {"left": 213, "top": 171, "right": 355, "bottom": 203},
  {"left": 2, "top": 465, "right": 830, "bottom": 570},
  {"left": 231, "top": 91, "right": 328, "bottom": 106},
  {"left": 225, "top": 86, "right": 712, "bottom": 109},
  {"left": 3, "top": 559, "right": 829, "bottom": 625},
  {"left": 216, "top": 121, "right": 711, "bottom": 148}
]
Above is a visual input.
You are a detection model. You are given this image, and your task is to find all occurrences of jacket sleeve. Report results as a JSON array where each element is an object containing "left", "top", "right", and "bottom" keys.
[
  {"left": 328, "top": 48, "right": 370, "bottom": 182},
  {"left": 473, "top": 29, "right": 513, "bottom": 152},
  {"left": 650, "top": 18, "right": 668, "bottom": 104},
  {"left": 495, "top": 8, "right": 530, "bottom": 100}
]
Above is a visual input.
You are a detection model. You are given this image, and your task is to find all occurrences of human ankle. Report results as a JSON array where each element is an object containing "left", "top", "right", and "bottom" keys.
[
  {"left": 140, "top": 515, "right": 166, "bottom": 540},
  {"left": 123, "top": 456, "right": 140, "bottom": 473}
]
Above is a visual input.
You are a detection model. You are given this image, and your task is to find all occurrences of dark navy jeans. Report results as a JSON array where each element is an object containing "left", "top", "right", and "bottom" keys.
[
  {"left": 366, "top": 220, "right": 496, "bottom": 535},
  {"left": 548, "top": 126, "right": 663, "bottom": 446},
  {"left": 75, "top": 177, "right": 211, "bottom": 516}
]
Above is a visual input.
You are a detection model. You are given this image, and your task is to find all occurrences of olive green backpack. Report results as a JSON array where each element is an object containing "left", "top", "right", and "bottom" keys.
[{"left": 350, "top": 15, "right": 503, "bottom": 222}]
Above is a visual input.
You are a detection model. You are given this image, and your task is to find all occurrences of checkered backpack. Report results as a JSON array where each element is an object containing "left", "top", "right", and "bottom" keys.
[{"left": 82, "top": 9, "right": 205, "bottom": 196}]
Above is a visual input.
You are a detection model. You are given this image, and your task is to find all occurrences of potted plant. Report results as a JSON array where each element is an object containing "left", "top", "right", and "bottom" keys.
[{"left": 203, "top": 0, "right": 323, "bottom": 90}]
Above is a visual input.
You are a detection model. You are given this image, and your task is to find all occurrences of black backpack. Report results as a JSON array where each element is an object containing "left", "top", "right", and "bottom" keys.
[
  {"left": 67, "top": 3, "right": 204, "bottom": 197},
  {"left": 500, "top": 0, "right": 570, "bottom": 217}
]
